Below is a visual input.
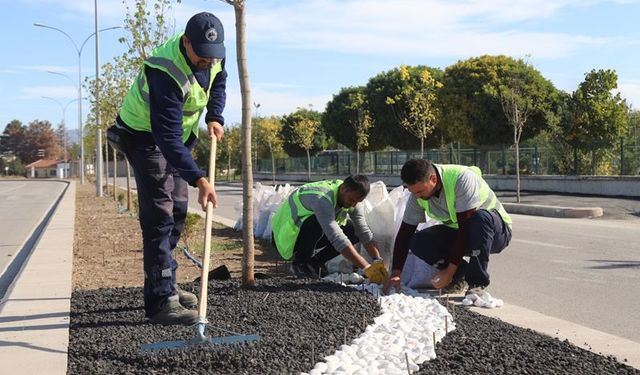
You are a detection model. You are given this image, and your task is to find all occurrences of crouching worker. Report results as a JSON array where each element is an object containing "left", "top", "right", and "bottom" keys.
[
  {"left": 271, "top": 175, "right": 388, "bottom": 284},
  {"left": 389, "top": 159, "right": 512, "bottom": 295}
]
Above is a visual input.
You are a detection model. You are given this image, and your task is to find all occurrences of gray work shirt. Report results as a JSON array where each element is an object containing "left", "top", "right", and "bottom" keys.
[
  {"left": 403, "top": 169, "right": 482, "bottom": 225},
  {"left": 298, "top": 194, "right": 374, "bottom": 253}
]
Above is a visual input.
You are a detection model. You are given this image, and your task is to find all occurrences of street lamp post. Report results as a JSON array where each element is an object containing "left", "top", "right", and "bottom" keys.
[
  {"left": 34, "top": 22, "right": 121, "bottom": 185},
  {"left": 41, "top": 96, "right": 82, "bottom": 178}
]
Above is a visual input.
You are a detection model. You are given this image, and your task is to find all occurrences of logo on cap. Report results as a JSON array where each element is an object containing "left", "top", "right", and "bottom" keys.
[{"left": 205, "top": 28, "right": 218, "bottom": 42}]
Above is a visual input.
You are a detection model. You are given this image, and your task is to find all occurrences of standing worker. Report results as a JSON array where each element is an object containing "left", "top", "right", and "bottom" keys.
[
  {"left": 388, "top": 159, "right": 512, "bottom": 295},
  {"left": 107, "top": 12, "right": 226, "bottom": 325},
  {"left": 271, "top": 175, "right": 389, "bottom": 284}
]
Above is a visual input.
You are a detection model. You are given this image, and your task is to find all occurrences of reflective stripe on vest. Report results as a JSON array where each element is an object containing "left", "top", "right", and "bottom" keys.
[
  {"left": 417, "top": 164, "right": 512, "bottom": 229},
  {"left": 118, "top": 32, "right": 222, "bottom": 143},
  {"left": 272, "top": 180, "right": 350, "bottom": 260}
]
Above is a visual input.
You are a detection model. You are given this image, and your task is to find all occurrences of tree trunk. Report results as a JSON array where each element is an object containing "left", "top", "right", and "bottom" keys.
[
  {"left": 515, "top": 126, "right": 521, "bottom": 203},
  {"left": 270, "top": 148, "right": 276, "bottom": 185},
  {"left": 235, "top": 0, "right": 255, "bottom": 287},
  {"left": 420, "top": 138, "right": 425, "bottom": 159},
  {"left": 112, "top": 147, "right": 117, "bottom": 201},
  {"left": 104, "top": 138, "right": 110, "bottom": 196},
  {"left": 126, "top": 160, "right": 132, "bottom": 211},
  {"left": 356, "top": 146, "right": 360, "bottom": 174},
  {"left": 227, "top": 152, "right": 231, "bottom": 181},
  {"left": 306, "top": 148, "right": 311, "bottom": 181}
]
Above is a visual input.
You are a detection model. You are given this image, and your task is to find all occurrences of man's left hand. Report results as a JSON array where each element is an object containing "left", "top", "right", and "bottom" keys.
[
  {"left": 208, "top": 121, "right": 224, "bottom": 141},
  {"left": 431, "top": 263, "right": 457, "bottom": 289}
]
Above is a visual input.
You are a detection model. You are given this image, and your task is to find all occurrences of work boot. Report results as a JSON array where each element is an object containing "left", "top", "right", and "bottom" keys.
[
  {"left": 290, "top": 262, "right": 315, "bottom": 279},
  {"left": 174, "top": 284, "right": 198, "bottom": 309},
  {"left": 307, "top": 257, "right": 329, "bottom": 278},
  {"left": 441, "top": 278, "right": 468, "bottom": 295},
  {"left": 148, "top": 295, "right": 199, "bottom": 326}
]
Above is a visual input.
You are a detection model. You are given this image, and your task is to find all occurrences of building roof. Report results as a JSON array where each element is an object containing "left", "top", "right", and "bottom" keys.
[{"left": 25, "top": 159, "right": 60, "bottom": 169}]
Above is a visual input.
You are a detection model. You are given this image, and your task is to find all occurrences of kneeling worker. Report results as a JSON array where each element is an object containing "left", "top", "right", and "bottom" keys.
[
  {"left": 271, "top": 175, "right": 388, "bottom": 284},
  {"left": 389, "top": 159, "right": 512, "bottom": 295}
]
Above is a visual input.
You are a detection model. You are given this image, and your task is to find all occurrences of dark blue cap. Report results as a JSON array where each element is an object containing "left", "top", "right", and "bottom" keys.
[{"left": 184, "top": 12, "right": 225, "bottom": 59}]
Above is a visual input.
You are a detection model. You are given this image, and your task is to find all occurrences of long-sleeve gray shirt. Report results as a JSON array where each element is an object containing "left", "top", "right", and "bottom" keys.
[{"left": 298, "top": 194, "right": 374, "bottom": 253}]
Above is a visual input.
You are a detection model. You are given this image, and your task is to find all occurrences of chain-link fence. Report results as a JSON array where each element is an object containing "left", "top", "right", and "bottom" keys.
[{"left": 256, "top": 141, "right": 640, "bottom": 176}]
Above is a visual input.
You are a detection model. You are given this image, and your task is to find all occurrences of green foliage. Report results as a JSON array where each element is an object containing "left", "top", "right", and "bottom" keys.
[
  {"left": 280, "top": 107, "right": 327, "bottom": 157},
  {"left": 323, "top": 86, "right": 381, "bottom": 152},
  {"left": 254, "top": 116, "right": 284, "bottom": 158},
  {"left": 558, "top": 69, "right": 629, "bottom": 174},
  {"left": 385, "top": 65, "right": 442, "bottom": 155},
  {"left": 182, "top": 212, "right": 202, "bottom": 248},
  {"left": 366, "top": 65, "right": 446, "bottom": 149},
  {"left": 194, "top": 125, "right": 243, "bottom": 177},
  {"left": 440, "top": 55, "right": 558, "bottom": 146},
  {"left": 84, "top": 0, "right": 181, "bottom": 147}
]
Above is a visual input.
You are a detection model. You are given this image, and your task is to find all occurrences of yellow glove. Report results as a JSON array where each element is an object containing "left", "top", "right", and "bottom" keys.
[{"left": 364, "top": 261, "right": 389, "bottom": 284}]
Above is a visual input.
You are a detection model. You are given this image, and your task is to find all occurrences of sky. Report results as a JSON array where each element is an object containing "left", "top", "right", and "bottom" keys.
[{"left": 1, "top": 0, "right": 639, "bottom": 136}]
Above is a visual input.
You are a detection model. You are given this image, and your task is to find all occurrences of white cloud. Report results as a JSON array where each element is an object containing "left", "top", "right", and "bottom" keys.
[{"left": 244, "top": 0, "right": 614, "bottom": 59}]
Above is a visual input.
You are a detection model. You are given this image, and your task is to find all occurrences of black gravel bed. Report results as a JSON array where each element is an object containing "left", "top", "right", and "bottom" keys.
[
  {"left": 420, "top": 305, "right": 639, "bottom": 374},
  {"left": 69, "top": 280, "right": 639, "bottom": 375},
  {"left": 67, "top": 277, "right": 380, "bottom": 374}
]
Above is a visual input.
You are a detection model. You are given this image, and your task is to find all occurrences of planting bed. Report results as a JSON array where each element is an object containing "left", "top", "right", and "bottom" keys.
[{"left": 68, "top": 277, "right": 639, "bottom": 374}]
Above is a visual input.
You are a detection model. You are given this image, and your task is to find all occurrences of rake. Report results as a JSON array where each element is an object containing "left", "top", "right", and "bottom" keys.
[{"left": 142, "top": 135, "right": 259, "bottom": 351}]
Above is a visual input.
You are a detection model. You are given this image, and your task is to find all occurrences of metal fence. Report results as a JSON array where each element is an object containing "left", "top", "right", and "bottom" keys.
[{"left": 256, "top": 143, "right": 640, "bottom": 176}]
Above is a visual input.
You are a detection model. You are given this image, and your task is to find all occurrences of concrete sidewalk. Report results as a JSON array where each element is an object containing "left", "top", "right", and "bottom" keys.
[{"left": 0, "top": 181, "right": 75, "bottom": 375}]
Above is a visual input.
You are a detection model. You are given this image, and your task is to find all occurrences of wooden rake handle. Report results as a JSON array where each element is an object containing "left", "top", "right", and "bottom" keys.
[{"left": 198, "top": 135, "right": 217, "bottom": 321}]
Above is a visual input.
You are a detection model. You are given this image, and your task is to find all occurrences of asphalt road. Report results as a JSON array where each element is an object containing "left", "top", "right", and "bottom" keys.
[
  {"left": 0, "top": 180, "right": 67, "bottom": 281},
  {"left": 115, "top": 178, "right": 640, "bottom": 343}
]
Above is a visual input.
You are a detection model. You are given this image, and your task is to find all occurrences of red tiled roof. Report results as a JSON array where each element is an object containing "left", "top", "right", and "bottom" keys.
[{"left": 25, "top": 159, "right": 60, "bottom": 168}]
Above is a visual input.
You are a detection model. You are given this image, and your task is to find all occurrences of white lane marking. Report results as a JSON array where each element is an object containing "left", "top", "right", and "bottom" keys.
[
  {"left": 0, "top": 182, "right": 27, "bottom": 195},
  {"left": 511, "top": 238, "right": 574, "bottom": 249}
]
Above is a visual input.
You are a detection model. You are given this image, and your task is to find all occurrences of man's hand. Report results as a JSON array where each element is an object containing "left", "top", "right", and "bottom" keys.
[
  {"left": 363, "top": 261, "right": 389, "bottom": 284},
  {"left": 208, "top": 121, "right": 224, "bottom": 141},
  {"left": 431, "top": 263, "right": 458, "bottom": 289},
  {"left": 196, "top": 177, "right": 217, "bottom": 210},
  {"left": 384, "top": 269, "right": 402, "bottom": 294}
]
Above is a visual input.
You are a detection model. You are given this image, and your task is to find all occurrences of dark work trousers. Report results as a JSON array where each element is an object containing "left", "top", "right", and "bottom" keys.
[
  {"left": 292, "top": 215, "right": 360, "bottom": 265},
  {"left": 122, "top": 138, "right": 188, "bottom": 316},
  {"left": 409, "top": 209, "right": 512, "bottom": 287}
]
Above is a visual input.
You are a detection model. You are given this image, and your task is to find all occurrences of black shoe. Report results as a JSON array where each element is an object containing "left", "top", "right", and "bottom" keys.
[
  {"left": 148, "top": 295, "right": 199, "bottom": 326},
  {"left": 174, "top": 284, "right": 198, "bottom": 309},
  {"left": 307, "top": 258, "right": 329, "bottom": 278},
  {"left": 441, "top": 279, "right": 468, "bottom": 294},
  {"left": 290, "top": 262, "right": 315, "bottom": 279}
]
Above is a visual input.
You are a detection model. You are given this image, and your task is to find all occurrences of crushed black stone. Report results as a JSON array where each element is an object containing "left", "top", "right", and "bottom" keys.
[{"left": 68, "top": 278, "right": 639, "bottom": 374}]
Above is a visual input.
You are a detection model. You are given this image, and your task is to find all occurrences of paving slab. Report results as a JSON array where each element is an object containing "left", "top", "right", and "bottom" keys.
[{"left": 0, "top": 181, "right": 74, "bottom": 375}]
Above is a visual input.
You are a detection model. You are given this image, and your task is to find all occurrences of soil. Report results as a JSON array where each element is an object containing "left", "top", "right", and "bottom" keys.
[{"left": 73, "top": 182, "right": 286, "bottom": 291}]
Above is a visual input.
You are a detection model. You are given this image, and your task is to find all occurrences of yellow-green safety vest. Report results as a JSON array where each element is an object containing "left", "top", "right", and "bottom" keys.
[
  {"left": 119, "top": 33, "right": 222, "bottom": 143},
  {"left": 271, "top": 180, "right": 352, "bottom": 260},
  {"left": 417, "top": 164, "right": 512, "bottom": 229}
]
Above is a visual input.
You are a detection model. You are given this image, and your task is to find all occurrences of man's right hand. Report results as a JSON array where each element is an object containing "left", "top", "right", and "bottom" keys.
[
  {"left": 196, "top": 177, "right": 217, "bottom": 210},
  {"left": 364, "top": 262, "right": 389, "bottom": 284}
]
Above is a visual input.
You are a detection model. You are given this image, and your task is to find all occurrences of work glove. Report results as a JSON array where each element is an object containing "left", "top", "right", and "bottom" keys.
[{"left": 364, "top": 261, "right": 389, "bottom": 284}]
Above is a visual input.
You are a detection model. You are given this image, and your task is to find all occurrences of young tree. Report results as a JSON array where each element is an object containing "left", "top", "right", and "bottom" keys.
[
  {"left": 255, "top": 116, "right": 283, "bottom": 183},
  {"left": 220, "top": 0, "right": 255, "bottom": 287},
  {"left": 560, "top": 69, "right": 628, "bottom": 175},
  {"left": 385, "top": 65, "right": 442, "bottom": 157},
  {"left": 282, "top": 108, "right": 322, "bottom": 181},
  {"left": 486, "top": 59, "right": 548, "bottom": 203},
  {"left": 322, "top": 87, "right": 374, "bottom": 173}
]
